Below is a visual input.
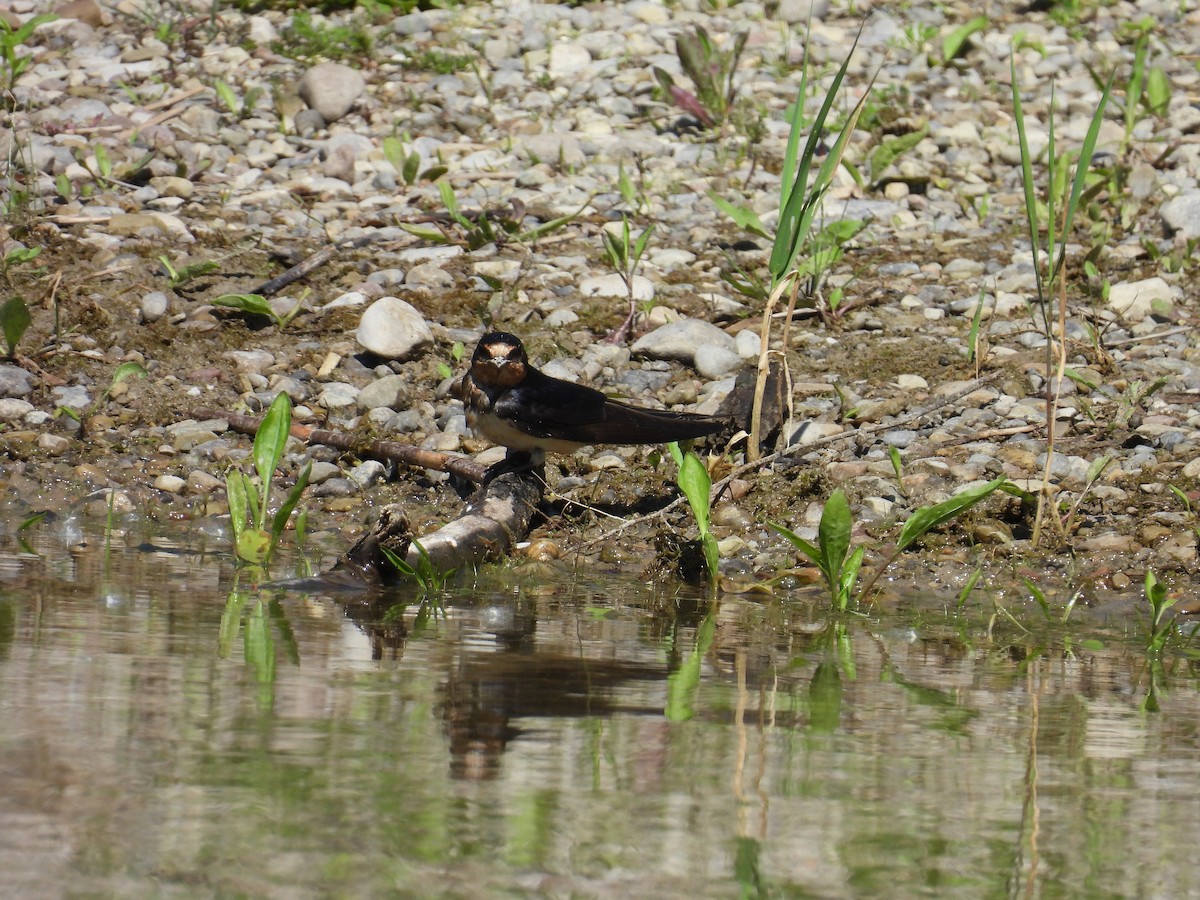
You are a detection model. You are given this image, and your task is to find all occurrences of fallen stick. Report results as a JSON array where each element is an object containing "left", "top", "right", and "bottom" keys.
[
  {"left": 192, "top": 407, "right": 488, "bottom": 483},
  {"left": 252, "top": 234, "right": 385, "bottom": 296}
]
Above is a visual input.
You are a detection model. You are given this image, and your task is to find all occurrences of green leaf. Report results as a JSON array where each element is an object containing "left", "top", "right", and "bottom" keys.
[
  {"left": 226, "top": 470, "right": 248, "bottom": 544},
  {"left": 253, "top": 392, "right": 292, "bottom": 490},
  {"left": 0, "top": 295, "right": 31, "bottom": 355},
  {"left": 941, "top": 16, "right": 988, "bottom": 63},
  {"left": 769, "top": 521, "right": 820, "bottom": 567},
  {"left": 94, "top": 143, "right": 111, "bottom": 178},
  {"left": 868, "top": 125, "right": 928, "bottom": 181},
  {"left": 707, "top": 191, "right": 770, "bottom": 239},
  {"left": 838, "top": 546, "right": 864, "bottom": 609},
  {"left": 236, "top": 528, "right": 271, "bottom": 564},
  {"left": 1145, "top": 66, "right": 1170, "bottom": 117},
  {"left": 110, "top": 361, "right": 148, "bottom": 387},
  {"left": 270, "top": 459, "right": 311, "bottom": 553},
  {"left": 957, "top": 567, "right": 982, "bottom": 610},
  {"left": 402, "top": 150, "right": 420, "bottom": 185},
  {"left": 1055, "top": 70, "right": 1114, "bottom": 281},
  {"left": 214, "top": 79, "right": 238, "bottom": 113},
  {"left": 398, "top": 222, "right": 449, "bottom": 243},
  {"left": 212, "top": 293, "right": 276, "bottom": 319},
  {"left": 381, "top": 135, "right": 404, "bottom": 172},
  {"left": 896, "top": 476, "right": 1007, "bottom": 552},
  {"left": 817, "top": 489, "right": 852, "bottom": 586}
]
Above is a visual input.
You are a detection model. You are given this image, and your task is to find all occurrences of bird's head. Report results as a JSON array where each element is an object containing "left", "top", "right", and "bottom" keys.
[{"left": 470, "top": 331, "right": 528, "bottom": 388}]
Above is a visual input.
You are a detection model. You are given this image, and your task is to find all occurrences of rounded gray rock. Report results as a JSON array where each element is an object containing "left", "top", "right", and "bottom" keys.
[{"left": 298, "top": 62, "right": 365, "bottom": 123}]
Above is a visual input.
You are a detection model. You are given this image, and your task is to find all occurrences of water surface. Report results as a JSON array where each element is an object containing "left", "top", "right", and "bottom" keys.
[{"left": 1, "top": 519, "right": 1197, "bottom": 897}]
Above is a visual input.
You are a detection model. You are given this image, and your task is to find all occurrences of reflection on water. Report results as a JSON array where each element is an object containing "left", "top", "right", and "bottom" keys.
[{"left": 0, "top": 519, "right": 1198, "bottom": 897}]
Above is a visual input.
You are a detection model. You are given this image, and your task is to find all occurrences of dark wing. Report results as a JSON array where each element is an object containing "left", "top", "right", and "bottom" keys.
[
  {"left": 494, "top": 368, "right": 723, "bottom": 445},
  {"left": 491, "top": 368, "right": 610, "bottom": 438}
]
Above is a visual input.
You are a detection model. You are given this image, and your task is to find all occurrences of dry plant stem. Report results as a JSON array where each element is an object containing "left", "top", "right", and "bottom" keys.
[
  {"left": 1031, "top": 274, "right": 1069, "bottom": 546},
  {"left": 580, "top": 372, "right": 1003, "bottom": 550},
  {"left": 748, "top": 274, "right": 795, "bottom": 462},
  {"left": 193, "top": 407, "right": 488, "bottom": 483}
]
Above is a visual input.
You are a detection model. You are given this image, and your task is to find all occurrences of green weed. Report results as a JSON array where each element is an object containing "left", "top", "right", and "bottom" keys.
[
  {"left": 773, "top": 477, "right": 1009, "bottom": 609},
  {"left": 382, "top": 540, "right": 455, "bottom": 593},
  {"left": 600, "top": 215, "right": 654, "bottom": 344},
  {"left": 212, "top": 292, "right": 302, "bottom": 329},
  {"left": 159, "top": 255, "right": 220, "bottom": 289},
  {"left": 1011, "top": 54, "right": 1113, "bottom": 547},
  {"left": 653, "top": 26, "right": 748, "bottom": 130},
  {"left": 0, "top": 13, "right": 56, "bottom": 103},
  {"left": 225, "top": 392, "right": 312, "bottom": 568}
]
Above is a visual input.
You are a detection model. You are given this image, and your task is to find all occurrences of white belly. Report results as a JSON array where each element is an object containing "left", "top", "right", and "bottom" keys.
[{"left": 468, "top": 409, "right": 586, "bottom": 455}]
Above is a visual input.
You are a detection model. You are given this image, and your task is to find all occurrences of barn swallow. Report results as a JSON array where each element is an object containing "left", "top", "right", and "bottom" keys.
[{"left": 459, "top": 331, "right": 724, "bottom": 460}]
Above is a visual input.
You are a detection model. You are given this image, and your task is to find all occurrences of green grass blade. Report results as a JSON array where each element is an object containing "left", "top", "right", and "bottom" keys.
[
  {"left": 1010, "top": 55, "right": 1043, "bottom": 299},
  {"left": 1054, "top": 70, "right": 1114, "bottom": 280},
  {"left": 769, "top": 521, "right": 820, "bottom": 567},
  {"left": 270, "top": 460, "right": 311, "bottom": 555},
  {"left": 770, "top": 29, "right": 862, "bottom": 281}
]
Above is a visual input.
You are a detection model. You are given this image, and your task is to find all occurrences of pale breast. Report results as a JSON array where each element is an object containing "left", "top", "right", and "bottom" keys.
[{"left": 467, "top": 409, "right": 587, "bottom": 455}]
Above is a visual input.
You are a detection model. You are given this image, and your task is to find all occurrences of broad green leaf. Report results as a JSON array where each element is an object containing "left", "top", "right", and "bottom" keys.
[
  {"left": 1145, "top": 66, "right": 1170, "bottom": 116},
  {"left": 896, "top": 476, "right": 1007, "bottom": 552},
  {"left": 769, "top": 521, "right": 820, "bottom": 567},
  {"left": 253, "top": 391, "right": 292, "bottom": 489},
  {"left": 381, "top": 135, "right": 404, "bottom": 172},
  {"left": 226, "top": 470, "right": 248, "bottom": 544},
  {"left": 212, "top": 293, "right": 275, "bottom": 318},
  {"left": 817, "top": 489, "right": 852, "bottom": 585},
  {"left": 941, "top": 16, "right": 987, "bottom": 63},
  {"left": 838, "top": 546, "right": 864, "bottom": 609},
  {"left": 402, "top": 150, "right": 420, "bottom": 185},
  {"left": 214, "top": 79, "right": 238, "bottom": 113},
  {"left": 111, "top": 361, "right": 147, "bottom": 386},
  {"left": 0, "top": 295, "right": 31, "bottom": 355},
  {"left": 708, "top": 191, "right": 770, "bottom": 239},
  {"left": 236, "top": 528, "right": 271, "bottom": 564}
]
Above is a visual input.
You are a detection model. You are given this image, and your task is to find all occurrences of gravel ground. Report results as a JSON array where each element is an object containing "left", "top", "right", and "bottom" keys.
[{"left": 1, "top": 0, "right": 1199, "bottom": 595}]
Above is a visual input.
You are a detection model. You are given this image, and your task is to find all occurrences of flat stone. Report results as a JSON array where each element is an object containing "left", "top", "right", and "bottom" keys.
[
  {"left": 1107, "top": 276, "right": 1173, "bottom": 323},
  {"left": 631, "top": 318, "right": 736, "bottom": 366},
  {"left": 0, "top": 365, "right": 34, "bottom": 398},
  {"left": 358, "top": 374, "right": 408, "bottom": 410}
]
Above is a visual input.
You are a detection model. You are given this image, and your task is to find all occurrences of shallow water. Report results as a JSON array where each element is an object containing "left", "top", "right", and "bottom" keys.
[{"left": 1, "top": 519, "right": 1198, "bottom": 898}]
